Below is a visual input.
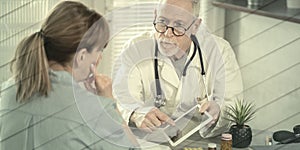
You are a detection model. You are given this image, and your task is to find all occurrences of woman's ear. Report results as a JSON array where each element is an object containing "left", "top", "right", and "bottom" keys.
[
  {"left": 191, "top": 18, "right": 202, "bottom": 35},
  {"left": 74, "top": 48, "right": 88, "bottom": 68}
]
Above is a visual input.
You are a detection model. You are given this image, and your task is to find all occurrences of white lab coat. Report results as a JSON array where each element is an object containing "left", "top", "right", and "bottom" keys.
[{"left": 113, "top": 27, "right": 243, "bottom": 138}]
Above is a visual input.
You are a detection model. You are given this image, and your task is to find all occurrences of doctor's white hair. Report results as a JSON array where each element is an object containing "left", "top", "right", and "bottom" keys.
[{"left": 158, "top": 0, "right": 200, "bottom": 17}]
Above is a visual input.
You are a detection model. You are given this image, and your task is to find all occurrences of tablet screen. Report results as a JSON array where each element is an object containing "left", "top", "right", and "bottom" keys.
[
  {"left": 162, "top": 105, "right": 213, "bottom": 146},
  {"left": 141, "top": 104, "right": 212, "bottom": 146}
]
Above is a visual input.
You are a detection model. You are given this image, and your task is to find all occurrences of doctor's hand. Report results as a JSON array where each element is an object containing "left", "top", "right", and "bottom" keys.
[
  {"left": 199, "top": 100, "right": 220, "bottom": 127},
  {"left": 84, "top": 64, "right": 114, "bottom": 99},
  {"left": 134, "top": 108, "right": 175, "bottom": 132}
]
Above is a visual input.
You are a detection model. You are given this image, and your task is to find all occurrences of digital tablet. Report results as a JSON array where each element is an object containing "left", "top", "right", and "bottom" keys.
[
  {"left": 143, "top": 104, "right": 213, "bottom": 147},
  {"left": 162, "top": 104, "right": 213, "bottom": 147}
]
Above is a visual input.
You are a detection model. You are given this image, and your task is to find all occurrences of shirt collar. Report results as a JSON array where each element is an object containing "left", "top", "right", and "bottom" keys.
[{"left": 49, "top": 69, "right": 74, "bottom": 85}]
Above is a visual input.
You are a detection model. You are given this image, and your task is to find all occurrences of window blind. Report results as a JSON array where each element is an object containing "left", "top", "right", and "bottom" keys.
[
  {"left": 99, "top": 0, "right": 158, "bottom": 76},
  {"left": 0, "top": 0, "right": 60, "bottom": 84}
]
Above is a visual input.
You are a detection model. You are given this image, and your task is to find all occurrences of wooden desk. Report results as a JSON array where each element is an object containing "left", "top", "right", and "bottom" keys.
[
  {"left": 167, "top": 129, "right": 300, "bottom": 150},
  {"left": 168, "top": 129, "right": 269, "bottom": 150},
  {"left": 138, "top": 129, "right": 300, "bottom": 149}
]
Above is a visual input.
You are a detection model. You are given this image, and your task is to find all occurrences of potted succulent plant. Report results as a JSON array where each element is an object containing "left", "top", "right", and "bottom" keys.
[{"left": 225, "top": 99, "right": 256, "bottom": 148}]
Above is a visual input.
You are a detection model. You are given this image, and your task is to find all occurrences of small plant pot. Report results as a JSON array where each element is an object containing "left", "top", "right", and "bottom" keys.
[{"left": 230, "top": 125, "right": 252, "bottom": 148}]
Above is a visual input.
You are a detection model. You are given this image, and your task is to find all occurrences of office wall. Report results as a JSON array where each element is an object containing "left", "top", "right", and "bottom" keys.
[{"left": 224, "top": 9, "right": 300, "bottom": 132}]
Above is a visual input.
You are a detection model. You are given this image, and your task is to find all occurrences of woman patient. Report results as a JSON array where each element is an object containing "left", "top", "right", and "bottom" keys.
[{"left": 0, "top": 1, "right": 138, "bottom": 149}]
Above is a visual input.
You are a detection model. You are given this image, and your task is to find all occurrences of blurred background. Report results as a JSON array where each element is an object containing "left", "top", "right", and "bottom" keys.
[{"left": 0, "top": 0, "right": 299, "bottom": 134}]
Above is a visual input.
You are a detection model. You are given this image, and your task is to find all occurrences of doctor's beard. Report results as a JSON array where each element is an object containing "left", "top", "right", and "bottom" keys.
[{"left": 157, "top": 40, "right": 185, "bottom": 58}]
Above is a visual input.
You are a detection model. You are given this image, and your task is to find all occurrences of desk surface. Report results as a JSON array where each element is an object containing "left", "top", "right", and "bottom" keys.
[
  {"left": 138, "top": 129, "right": 300, "bottom": 150},
  {"left": 169, "top": 129, "right": 300, "bottom": 150}
]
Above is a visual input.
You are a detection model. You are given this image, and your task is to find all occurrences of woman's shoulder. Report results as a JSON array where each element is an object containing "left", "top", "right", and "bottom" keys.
[
  {"left": 0, "top": 72, "right": 74, "bottom": 112},
  {"left": 1, "top": 77, "right": 19, "bottom": 108}
]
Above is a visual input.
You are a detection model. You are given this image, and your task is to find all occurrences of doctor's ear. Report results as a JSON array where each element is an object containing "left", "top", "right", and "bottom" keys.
[
  {"left": 74, "top": 48, "right": 88, "bottom": 67},
  {"left": 191, "top": 18, "right": 202, "bottom": 34}
]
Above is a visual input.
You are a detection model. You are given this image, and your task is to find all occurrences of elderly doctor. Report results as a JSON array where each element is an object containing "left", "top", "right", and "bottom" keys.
[{"left": 113, "top": 0, "right": 243, "bottom": 138}]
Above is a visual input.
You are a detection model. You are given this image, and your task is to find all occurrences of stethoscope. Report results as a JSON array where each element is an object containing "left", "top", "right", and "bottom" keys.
[{"left": 154, "top": 34, "right": 208, "bottom": 108}]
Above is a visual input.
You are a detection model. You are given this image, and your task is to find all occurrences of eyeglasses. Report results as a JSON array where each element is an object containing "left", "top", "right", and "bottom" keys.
[{"left": 153, "top": 19, "right": 196, "bottom": 36}]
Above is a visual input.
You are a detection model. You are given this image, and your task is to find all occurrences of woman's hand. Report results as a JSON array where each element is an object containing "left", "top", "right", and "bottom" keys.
[{"left": 84, "top": 64, "right": 114, "bottom": 99}]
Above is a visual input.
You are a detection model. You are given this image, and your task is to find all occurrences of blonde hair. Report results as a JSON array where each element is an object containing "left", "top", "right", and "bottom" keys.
[{"left": 10, "top": 1, "right": 109, "bottom": 102}]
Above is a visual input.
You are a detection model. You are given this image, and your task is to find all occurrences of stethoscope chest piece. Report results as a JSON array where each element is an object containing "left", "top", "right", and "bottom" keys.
[{"left": 154, "top": 95, "right": 166, "bottom": 108}]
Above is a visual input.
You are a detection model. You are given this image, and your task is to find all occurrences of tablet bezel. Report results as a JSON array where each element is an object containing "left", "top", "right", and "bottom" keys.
[{"left": 162, "top": 104, "right": 213, "bottom": 147}]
